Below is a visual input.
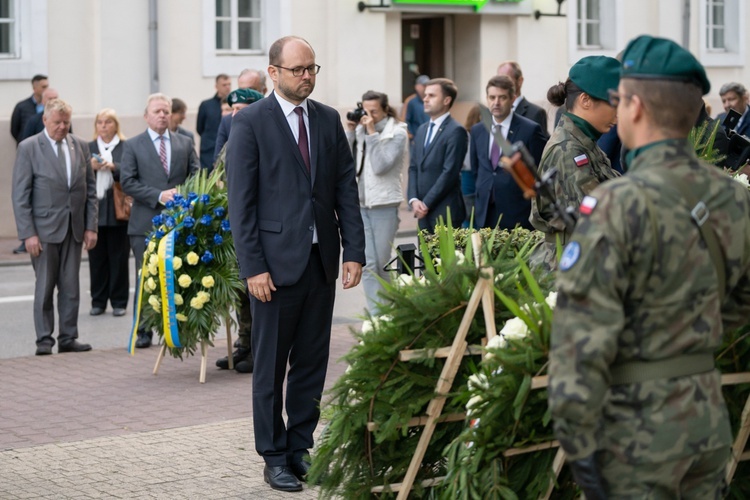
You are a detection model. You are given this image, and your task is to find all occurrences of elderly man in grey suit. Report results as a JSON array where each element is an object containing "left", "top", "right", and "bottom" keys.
[
  {"left": 12, "top": 98, "right": 98, "bottom": 355},
  {"left": 408, "top": 78, "right": 468, "bottom": 233},
  {"left": 121, "top": 93, "right": 200, "bottom": 348}
]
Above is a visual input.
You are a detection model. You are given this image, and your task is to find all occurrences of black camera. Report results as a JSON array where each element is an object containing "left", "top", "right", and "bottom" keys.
[{"left": 346, "top": 102, "right": 367, "bottom": 122}]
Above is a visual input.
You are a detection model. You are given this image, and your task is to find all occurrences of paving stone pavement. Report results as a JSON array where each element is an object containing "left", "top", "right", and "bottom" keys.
[{"left": 0, "top": 327, "right": 358, "bottom": 499}]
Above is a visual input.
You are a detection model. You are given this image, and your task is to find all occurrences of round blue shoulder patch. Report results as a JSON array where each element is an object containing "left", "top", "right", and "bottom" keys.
[{"left": 559, "top": 241, "right": 581, "bottom": 272}]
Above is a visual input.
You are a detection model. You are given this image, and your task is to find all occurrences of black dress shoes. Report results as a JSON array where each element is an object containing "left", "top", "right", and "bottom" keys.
[
  {"left": 112, "top": 308, "right": 126, "bottom": 317},
  {"left": 290, "top": 460, "right": 312, "bottom": 482},
  {"left": 215, "top": 346, "right": 251, "bottom": 369},
  {"left": 135, "top": 332, "right": 152, "bottom": 348},
  {"left": 263, "top": 465, "right": 302, "bottom": 492},
  {"left": 12, "top": 242, "right": 26, "bottom": 254},
  {"left": 58, "top": 340, "right": 92, "bottom": 353},
  {"left": 35, "top": 344, "right": 53, "bottom": 355},
  {"left": 90, "top": 307, "right": 105, "bottom": 316}
]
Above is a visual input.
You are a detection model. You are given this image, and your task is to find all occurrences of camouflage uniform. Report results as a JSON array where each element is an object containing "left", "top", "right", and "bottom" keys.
[
  {"left": 549, "top": 139, "right": 750, "bottom": 497},
  {"left": 529, "top": 114, "right": 619, "bottom": 269}
]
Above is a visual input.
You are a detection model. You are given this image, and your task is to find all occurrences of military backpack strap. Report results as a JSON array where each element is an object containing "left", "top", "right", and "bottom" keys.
[
  {"left": 610, "top": 352, "right": 714, "bottom": 385},
  {"left": 663, "top": 173, "right": 727, "bottom": 302}
]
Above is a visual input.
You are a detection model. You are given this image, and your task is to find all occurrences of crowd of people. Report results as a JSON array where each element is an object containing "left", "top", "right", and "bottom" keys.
[{"left": 8, "top": 32, "right": 750, "bottom": 496}]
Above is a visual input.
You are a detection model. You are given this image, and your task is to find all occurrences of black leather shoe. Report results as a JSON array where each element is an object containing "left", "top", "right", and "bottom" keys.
[
  {"left": 12, "top": 242, "right": 26, "bottom": 254},
  {"left": 58, "top": 340, "right": 92, "bottom": 353},
  {"left": 135, "top": 333, "right": 152, "bottom": 348},
  {"left": 290, "top": 460, "right": 312, "bottom": 483},
  {"left": 263, "top": 465, "right": 302, "bottom": 492},
  {"left": 235, "top": 356, "right": 254, "bottom": 373},
  {"left": 215, "top": 346, "right": 251, "bottom": 369},
  {"left": 112, "top": 308, "right": 126, "bottom": 317},
  {"left": 35, "top": 344, "right": 53, "bottom": 355},
  {"left": 90, "top": 307, "right": 105, "bottom": 316}
]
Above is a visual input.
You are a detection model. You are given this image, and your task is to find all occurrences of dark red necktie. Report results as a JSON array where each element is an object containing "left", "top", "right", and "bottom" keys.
[{"left": 293, "top": 107, "right": 311, "bottom": 171}]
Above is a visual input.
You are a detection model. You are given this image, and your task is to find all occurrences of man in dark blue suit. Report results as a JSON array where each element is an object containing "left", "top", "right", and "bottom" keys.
[
  {"left": 408, "top": 78, "right": 468, "bottom": 232},
  {"left": 471, "top": 75, "right": 547, "bottom": 230},
  {"left": 717, "top": 81, "right": 750, "bottom": 137},
  {"left": 196, "top": 74, "right": 231, "bottom": 170},
  {"left": 212, "top": 68, "right": 267, "bottom": 163},
  {"left": 226, "top": 36, "right": 365, "bottom": 493}
]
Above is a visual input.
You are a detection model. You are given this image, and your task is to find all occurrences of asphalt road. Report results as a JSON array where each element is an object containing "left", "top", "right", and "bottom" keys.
[{"left": 0, "top": 233, "right": 419, "bottom": 359}]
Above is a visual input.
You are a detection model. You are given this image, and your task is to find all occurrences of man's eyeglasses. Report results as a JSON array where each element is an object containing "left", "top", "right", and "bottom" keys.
[
  {"left": 273, "top": 64, "right": 321, "bottom": 77},
  {"left": 607, "top": 89, "right": 632, "bottom": 107}
]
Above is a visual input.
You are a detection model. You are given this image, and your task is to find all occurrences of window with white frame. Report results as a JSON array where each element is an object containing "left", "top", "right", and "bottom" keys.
[
  {"left": 202, "top": 0, "right": 281, "bottom": 76},
  {"left": 215, "top": 0, "right": 262, "bottom": 54},
  {"left": 699, "top": 0, "right": 743, "bottom": 67},
  {"left": 705, "top": 0, "right": 725, "bottom": 51},
  {"left": 568, "top": 0, "right": 620, "bottom": 64},
  {"left": 0, "top": 0, "right": 47, "bottom": 80},
  {"left": 577, "top": 0, "right": 601, "bottom": 49},
  {"left": 0, "top": 0, "right": 18, "bottom": 58}
]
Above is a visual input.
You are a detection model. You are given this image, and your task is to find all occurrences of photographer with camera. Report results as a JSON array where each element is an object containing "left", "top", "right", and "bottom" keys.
[{"left": 346, "top": 91, "right": 409, "bottom": 314}]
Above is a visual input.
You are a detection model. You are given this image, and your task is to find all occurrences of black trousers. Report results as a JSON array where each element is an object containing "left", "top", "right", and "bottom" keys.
[
  {"left": 88, "top": 225, "right": 130, "bottom": 309},
  {"left": 251, "top": 245, "right": 335, "bottom": 466}
]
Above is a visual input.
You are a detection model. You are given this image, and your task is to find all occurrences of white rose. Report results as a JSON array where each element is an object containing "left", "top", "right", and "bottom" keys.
[
  {"left": 454, "top": 250, "right": 466, "bottom": 265},
  {"left": 500, "top": 317, "right": 529, "bottom": 340},
  {"left": 468, "top": 373, "right": 489, "bottom": 391},
  {"left": 735, "top": 173, "right": 750, "bottom": 187},
  {"left": 361, "top": 320, "right": 373, "bottom": 334},
  {"left": 466, "top": 395, "right": 484, "bottom": 416},
  {"left": 545, "top": 291, "right": 558, "bottom": 309},
  {"left": 398, "top": 274, "right": 414, "bottom": 287},
  {"left": 487, "top": 334, "right": 507, "bottom": 350}
]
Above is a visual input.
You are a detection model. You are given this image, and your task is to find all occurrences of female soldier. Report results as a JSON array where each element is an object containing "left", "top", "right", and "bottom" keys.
[{"left": 530, "top": 56, "right": 620, "bottom": 270}]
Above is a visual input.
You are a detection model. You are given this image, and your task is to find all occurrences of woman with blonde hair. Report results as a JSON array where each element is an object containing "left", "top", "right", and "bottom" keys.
[{"left": 88, "top": 108, "right": 130, "bottom": 317}]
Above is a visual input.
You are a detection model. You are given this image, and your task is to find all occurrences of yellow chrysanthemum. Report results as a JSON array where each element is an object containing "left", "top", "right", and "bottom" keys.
[
  {"left": 196, "top": 291, "right": 211, "bottom": 304},
  {"left": 186, "top": 252, "right": 199, "bottom": 265},
  {"left": 147, "top": 264, "right": 158, "bottom": 277},
  {"left": 178, "top": 274, "right": 192, "bottom": 288},
  {"left": 201, "top": 275, "right": 215, "bottom": 288},
  {"left": 148, "top": 295, "right": 161, "bottom": 311},
  {"left": 174, "top": 294, "right": 184, "bottom": 306},
  {"left": 172, "top": 256, "right": 182, "bottom": 270},
  {"left": 147, "top": 240, "right": 156, "bottom": 253},
  {"left": 148, "top": 254, "right": 159, "bottom": 266},
  {"left": 145, "top": 277, "right": 157, "bottom": 292},
  {"left": 175, "top": 313, "right": 188, "bottom": 322},
  {"left": 190, "top": 297, "right": 204, "bottom": 310}
]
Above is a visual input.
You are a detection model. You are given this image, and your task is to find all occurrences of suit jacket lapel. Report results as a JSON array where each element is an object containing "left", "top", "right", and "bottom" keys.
[
  {"left": 308, "top": 100, "right": 318, "bottom": 185},
  {"left": 422, "top": 118, "right": 449, "bottom": 163},
  {"left": 267, "top": 97, "right": 311, "bottom": 179},
  {"left": 67, "top": 136, "right": 78, "bottom": 190},
  {"left": 39, "top": 134, "right": 68, "bottom": 186}
]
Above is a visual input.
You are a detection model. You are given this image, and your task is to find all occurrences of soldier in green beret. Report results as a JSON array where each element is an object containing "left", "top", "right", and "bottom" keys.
[
  {"left": 214, "top": 87, "right": 264, "bottom": 373},
  {"left": 530, "top": 55, "right": 621, "bottom": 270},
  {"left": 549, "top": 34, "right": 750, "bottom": 498}
]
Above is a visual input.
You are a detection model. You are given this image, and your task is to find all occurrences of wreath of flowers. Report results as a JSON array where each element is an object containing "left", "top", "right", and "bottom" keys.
[{"left": 132, "top": 165, "right": 245, "bottom": 359}]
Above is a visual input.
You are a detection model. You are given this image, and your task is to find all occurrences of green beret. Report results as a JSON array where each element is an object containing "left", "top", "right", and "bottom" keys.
[
  {"left": 621, "top": 35, "right": 710, "bottom": 95},
  {"left": 568, "top": 56, "right": 621, "bottom": 102},
  {"left": 227, "top": 88, "right": 264, "bottom": 106}
]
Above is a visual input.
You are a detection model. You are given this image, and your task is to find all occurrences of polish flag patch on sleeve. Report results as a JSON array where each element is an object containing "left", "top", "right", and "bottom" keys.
[
  {"left": 579, "top": 195, "right": 598, "bottom": 215},
  {"left": 574, "top": 154, "right": 589, "bottom": 167}
]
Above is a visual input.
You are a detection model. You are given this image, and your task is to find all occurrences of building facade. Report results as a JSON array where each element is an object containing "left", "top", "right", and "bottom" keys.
[{"left": 0, "top": 0, "right": 746, "bottom": 236}]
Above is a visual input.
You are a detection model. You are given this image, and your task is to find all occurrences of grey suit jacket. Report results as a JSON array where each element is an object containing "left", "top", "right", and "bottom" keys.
[
  {"left": 12, "top": 132, "right": 97, "bottom": 243},
  {"left": 407, "top": 115, "right": 468, "bottom": 231},
  {"left": 120, "top": 130, "right": 200, "bottom": 237}
]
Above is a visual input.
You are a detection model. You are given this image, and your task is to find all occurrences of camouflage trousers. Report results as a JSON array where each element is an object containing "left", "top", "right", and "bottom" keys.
[
  {"left": 598, "top": 446, "right": 729, "bottom": 499},
  {"left": 234, "top": 286, "right": 252, "bottom": 349}
]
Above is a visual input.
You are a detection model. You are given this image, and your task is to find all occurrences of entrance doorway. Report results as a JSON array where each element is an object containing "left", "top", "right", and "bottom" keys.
[{"left": 401, "top": 17, "right": 445, "bottom": 100}]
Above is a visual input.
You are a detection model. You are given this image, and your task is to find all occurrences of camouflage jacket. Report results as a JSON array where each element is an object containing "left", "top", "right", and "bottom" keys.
[
  {"left": 549, "top": 139, "right": 750, "bottom": 464},
  {"left": 530, "top": 114, "right": 619, "bottom": 238}
]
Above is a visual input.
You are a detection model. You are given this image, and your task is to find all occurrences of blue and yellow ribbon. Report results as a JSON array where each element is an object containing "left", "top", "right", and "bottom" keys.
[{"left": 158, "top": 230, "right": 181, "bottom": 348}]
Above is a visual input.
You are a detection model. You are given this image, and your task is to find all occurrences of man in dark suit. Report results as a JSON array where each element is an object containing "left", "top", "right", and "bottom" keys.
[
  {"left": 226, "top": 36, "right": 365, "bottom": 493},
  {"left": 497, "top": 61, "right": 549, "bottom": 137},
  {"left": 20, "top": 88, "right": 75, "bottom": 142},
  {"left": 10, "top": 74, "right": 48, "bottom": 146},
  {"left": 120, "top": 94, "right": 200, "bottom": 348},
  {"left": 197, "top": 74, "right": 231, "bottom": 170},
  {"left": 213, "top": 69, "right": 267, "bottom": 163},
  {"left": 408, "top": 78, "right": 468, "bottom": 232},
  {"left": 717, "top": 81, "right": 750, "bottom": 137},
  {"left": 12, "top": 99, "right": 98, "bottom": 355},
  {"left": 471, "top": 76, "right": 547, "bottom": 230}
]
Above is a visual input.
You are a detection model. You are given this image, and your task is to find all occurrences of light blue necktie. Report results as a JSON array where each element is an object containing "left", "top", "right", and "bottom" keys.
[{"left": 424, "top": 122, "right": 435, "bottom": 148}]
